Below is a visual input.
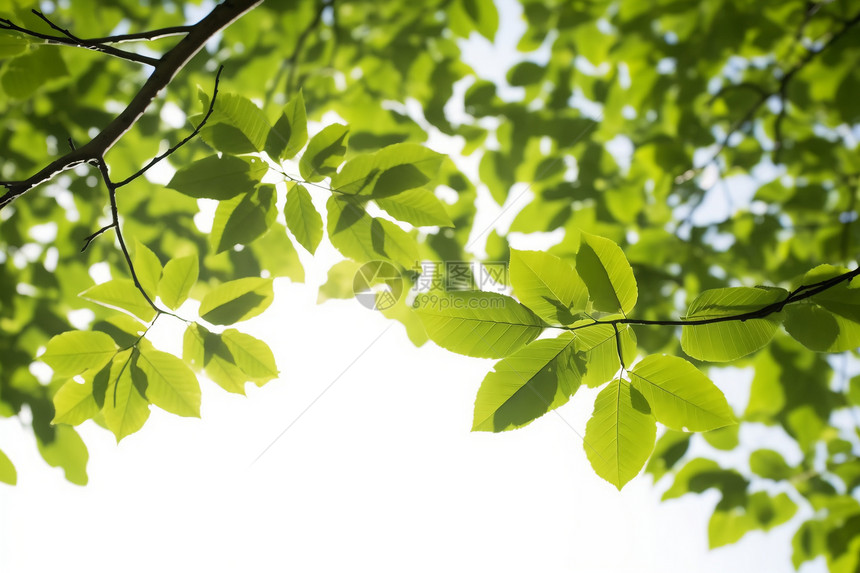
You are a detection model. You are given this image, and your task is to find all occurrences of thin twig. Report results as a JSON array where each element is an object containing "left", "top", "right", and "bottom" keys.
[
  {"left": 80, "top": 222, "right": 115, "bottom": 252},
  {"left": 0, "top": 11, "right": 160, "bottom": 66},
  {"left": 115, "top": 65, "right": 225, "bottom": 188}
]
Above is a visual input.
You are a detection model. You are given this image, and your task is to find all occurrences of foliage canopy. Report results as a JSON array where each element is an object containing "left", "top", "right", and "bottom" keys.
[{"left": 1, "top": 0, "right": 859, "bottom": 569}]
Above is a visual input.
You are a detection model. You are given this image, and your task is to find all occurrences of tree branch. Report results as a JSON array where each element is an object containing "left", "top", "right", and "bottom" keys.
[
  {"left": 560, "top": 266, "right": 860, "bottom": 333},
  {"left": 0, "top": 0, "right": 261, "bottom": 212},
  {"left": 0, "top": 10, "right": 161, "bottom": 66}
]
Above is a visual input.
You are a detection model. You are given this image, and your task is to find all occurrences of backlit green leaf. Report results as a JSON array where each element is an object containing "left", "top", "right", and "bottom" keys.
[
  {"left": 629, "top": 355, "right": 736, "bottom": 431},
  {"left": 0, "top": 448, "right": 15, "bottom": 485},
  {"left": 510, "top": 249, "right": 588, "bottom": 324},
  {"left": 198, "top": 277, "right": 274, "bottom": 325},
  {"left": 132, "top": 239, "right": 162, "bottom": 300},
  {"left": 681, "top": 287, "right": 787, "bottom": 362},
  {"left": 158, "top": 255, "right": 198, "bottom": 311},
  {"left": 749, "top": 449, "right": 795, "bottom": 480},
  {"left": 167, "top": 155, "right": 267, "bottom": 200},
  {"left": 265, "top": 90, "right": 308, "bottom": 160},
  {"left": 472, "top": 334, "right": 583, "bottom": 432},
  {"left": 135, "top": 347, "right": 201, "bottom": 417},
  {"left": 36, "top": 425, "right": 88, "bottom": 485},
  {"left": 414, "top": 291, "right": 543, "bottom": 358},
  {"left": 200, "top": 92, "right": 270, "bottom": 154},
  {"left": 584, "top": 379, "right": 656, "bottom": 489},
  {"left": 375, "top": 189, "right": 454, "bottom": 227},
  {"left": 210, "top": 184, "right": 277, "bottom": 253},
  {"left": 326, "top": 195, "right": 419, "bottom": 267},
  {"left": 80, "top": 279, "right": 156, "bottom": 322},
  {"left": 52, "top": 376, "right": 100, "bottom": 426},
  {"left": 299, "top": 123, "right": 349, "bottom": 182},
  {"left": 576, "top": 232, "right": 638, "bottom": 315},
  {"left": 102, "top": 350, "right": 150, "bottom": 442},
  {"left": 222, "top": 329, "right": 278, "bottom": 384},
  {"left": 41, "top": 331, "right": 116, "bottom": 376},
  {"left": 285, "top": 184, "right": 323, "bottom": 254},
  {"left": 573, "top": 322, "right": 637, "bottom": 387},
  {"left": 331, "top": 142, "right": 443, "bottom": 197}
]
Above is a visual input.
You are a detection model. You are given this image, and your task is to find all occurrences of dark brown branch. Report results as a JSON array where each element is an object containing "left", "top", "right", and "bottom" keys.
[
  {"left": 561, "top": 266, "right": 860, "bottom": 332},
  {"left": 612, "top": 323, "right": 626, "bottom": 371},
  {"left": 82, "top": 25, "right": 194, "bottom": 44},
  {"left": 0, "top": 0, "right": 261, "bottom": 211},
  {"left": 115, "top": 65, "right": 224, "bottom": 188},
  {"left": 0, "top": 11, "right": 160, "bottom": 66}
]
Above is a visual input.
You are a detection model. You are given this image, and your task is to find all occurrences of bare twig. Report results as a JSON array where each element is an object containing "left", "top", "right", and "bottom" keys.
[{"left": 115, "top": 65, "right": 225, "bottom": 188}]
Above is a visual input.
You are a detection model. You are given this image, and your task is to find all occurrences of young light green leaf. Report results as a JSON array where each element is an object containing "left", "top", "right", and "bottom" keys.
[
  {"left": 584, "top": 379, "right": 656, "bottom": 490},
  {"left": 299, "top": 123, "right": 349, "bottom": 182},
  {"left": 0, "top": 448, "right": 16, "bottom": 485},
  {"left": 1, "top": 46, "right": 68, "bottom": 99},
  {"left": 572, "top": 322, "right": 637, "bottom": 387},
  {"left": 40, "top": 331, "right": 117, "bottom": 376},
  {"left": 375, "top": 189, "right": 454, "bottom": 227},
  {"left": 749, "top": 449, "right": 795, "bottom": 480},
  {"left": 134, "top": 347, "right": 201, "bottom": 417},
  {"left": 167, "top": 155, "right": 267, "bottom": 200},
  {"left": 509, "top": 249, "right": 588, "bottom": 324},
  {"left": 158, "top": 255, "right": 198, "bottom": 311},
  {"left": 681, "top": 286, "right": 787, "bottom": 362},
  {"left": 265, "top": 90, "right": 308, "bottom": 160},
  {"left": 317, "top": 260, "right": 363, "bottom": 303},
  {"left": 184, "top": 324, "right": 249, "bottom": 394},
  {"left": 198, "top": 277, "right": 274, "bottom": 325},
  {"left": 80, "top": 279, "right": 156, "bottom": 322},
  {"left": 449, "top": 0, "right": 499, "bottom": 41},
  {"left": 414, "top": 291, "right": 543, "bottom": 358},
  {"left": 331, "top": 143, "right": 443, "bottom": 197},
  {"left": 326, "top": 195, "right": 419, "bottom": 267},
  {"left": 285, "top": 184, "right": 323, "bottom": 254},
  {"left": 784, "top": 303, "right": 860, "bottom": 353},
  {"left": 210, "top": 184, "right": 277, "bottom": 253},
  {"left": 52, "top": 377, "right": 100, "bottom": 426},
  {"left": 132, "top": 239, "right": 162, "bottom": 300},
  {"left": 576, "top": 232, "right": 638, "bottom": 315},
  {"left": 102, "top": 350, "right": 150, "bottom": 442},
  {"left": 251, "top": 223, "right": 305, "bottom": 282},
  {"left": 472, "top": 334, "right": 582, "bottom": 432},
  {"left": 222, "top": 329, "right": 278, "bottom": 383},
  {"left": 629, "top": 354, "right": 736, "bottom": 431},
  {"left": 36, "top": 425, "right": 88, "bottom": 485},
  {"left": 200, "top": 92, "right": 270, "bottom": 154}
]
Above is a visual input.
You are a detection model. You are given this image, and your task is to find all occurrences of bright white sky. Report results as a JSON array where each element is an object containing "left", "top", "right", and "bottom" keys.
[{"left": 0, "top": 0, "right": 828, "bottom": 571}]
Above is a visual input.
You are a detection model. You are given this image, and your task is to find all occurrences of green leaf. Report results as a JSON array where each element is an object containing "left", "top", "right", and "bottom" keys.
[
  {"left": 222, "top": 329, "right": 278, "bottom": 384},
  {"left": 0, "top": 31, "right": 29, "bottom": 58},
  {"left": 784, "top": 304, "right": 860, "bottom": 353},
  {"left": 681, "top": 287, "right": 787, "bottom": 362},
  {"left": 210, "top": 184, "right": 277, "bottom": 253},
  {"left": 184, "top": 324, "right": 249, "bottom": 395},
  {"left": 200, "top": 92, "right": 270, "bottom": 154},
  {"left": 331, "top": 142, "right": 443, "bottom": 197},
  {"left": 102, "top": 350, "right": 150, "bottom": 443},
  {"left": 375, "top": 189, "right": 454, "bottom": 227},
  {"left": 1, "top": 46, "right": 68, "bottom": 99},
  {"left": 326, "top": 195, "right": 419, "bottom": 267},
  {"left": 40, "top": 331, "right": 116, "bottom": 376},
  {"left": 573, "top": 322, "right": 637, "bottom": 388},
  {"left": 52, "top": 377, "right": 100, "bottom": 426},
  {"left": 285, "top": 184, "right": 323, "bottom": 254},
  {"left": 299, "top": 123, "right": 349, "bottom": 182},
  {"left": 414, "top": 291, "right": 543, "bottom": 358},
  {"left": 629, "top": 355, "right": 736, "bottom": 432},
  {"left": 584, "top": 379, "right": 656, "bottom": 490},
  {"left": 36, "top": 425, "right": 88, "bottom": 485},
  {"left": 265, "top": 90, "right": 308, "bottom": 160},
  {"left": 317, "top": 260, "right": 363, "bottom": 302},
  {"left": 749, "top": 449, "right": 795, "bottom": 480},
  {"left": 576, "top": 232, "right": 638, "bottom": 315},
  {"left": 135, "top": 347, "right": 201, "bottom": 417},
  {"left": 472, "top": 334, "right": 583, "bottom": 432},
  {"left": 0, "top": 448, "right": 17, "bottom": 485},
  {"left": 198, "top": 277, "right": 274, "bottom": 325},
  {"left": 132, "top": 239, "right": 162, "bottom": 300},
  {"left": 80, "top": 278, "right": 156, "bottom": 322},
  {"left": 509, "top": 249, "right": 588, "bottom": 324},
  {"left": 251, "top": 223, "right": 305, "bottom": 282},
  {"left": 449, "top": 0, "right": 499, "bottom": 41},
  {"left": 167, "top": 155, "right": 266, "bottom": 200},
  {"left": 158, "top": 255, "right": 198, "bottom": 311}
]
